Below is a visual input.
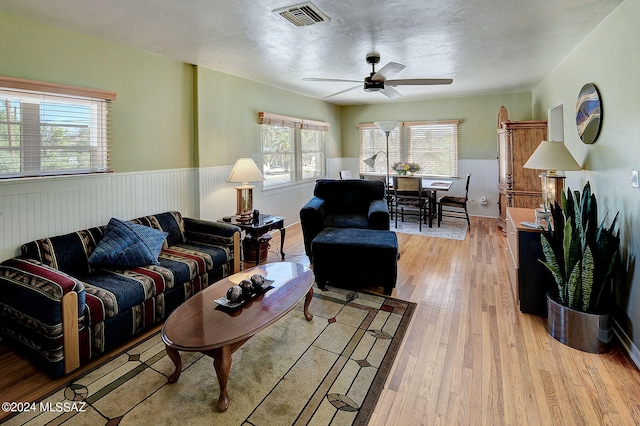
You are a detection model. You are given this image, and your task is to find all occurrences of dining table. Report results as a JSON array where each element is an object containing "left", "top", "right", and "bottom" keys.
[
  {"left": 417, "top": 179, "right": 453, "bottom": 227},
  {"left": 362, "top": 173, "right": 453, "bottom": 227}
]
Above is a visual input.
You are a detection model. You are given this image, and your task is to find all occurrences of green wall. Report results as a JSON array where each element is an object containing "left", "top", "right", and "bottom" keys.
[
  {"left": 0, "top": 12, "right": 342, "bottom": 173},
  {"left": 0, "top": 13, "right": 194, "bottom": 172},
  {"left": 532, "top": 0, "right": 640, "bottom": 354},
  {"left": 195, "top": 67, "right": 342, "bottom": 167},
  {"left": 0, "top": 12, "right": 194, "bottom": 173},
  {"left": 340, "top": 92, "right": 532, "bottom": 159}
]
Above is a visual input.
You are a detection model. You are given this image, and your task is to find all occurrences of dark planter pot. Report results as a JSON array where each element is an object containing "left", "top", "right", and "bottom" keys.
[{"left": 546, "top": 293, "right": 612, "bottom": 353}]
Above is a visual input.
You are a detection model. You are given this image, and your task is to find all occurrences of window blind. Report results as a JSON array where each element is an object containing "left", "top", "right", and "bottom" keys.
[
  {"left": 403, "top": 120, "right": 459, "bottom": 178},
  {"left": 0, "top": 76, "right": 116, "bottom": 179},
  {"left": 259, "top": 112, "right": 330, "bottom": 131},
  {"left": 359, "top": 120, "right": 459, "bottom": 178},
  {"left": 358, "top": 123, "right": 402, "bottom": 173}
]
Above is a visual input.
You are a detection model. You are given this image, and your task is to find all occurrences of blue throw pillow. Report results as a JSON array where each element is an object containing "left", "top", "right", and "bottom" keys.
[{"left": 89, "top": 218, "right": 168, "bottom": 267}]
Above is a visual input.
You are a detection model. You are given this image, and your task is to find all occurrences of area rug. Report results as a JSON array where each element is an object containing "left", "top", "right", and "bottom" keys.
[
  {"left": 390, "top": 215, "right": 468, "bottom": 240},
  {"left": 7, "top": 287, "right": 415, "bottom": 426}
]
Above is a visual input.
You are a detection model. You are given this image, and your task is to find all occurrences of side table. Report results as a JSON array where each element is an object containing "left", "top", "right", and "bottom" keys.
[{"left": 225, "top": 214, "right": 286, "bottom": 266}]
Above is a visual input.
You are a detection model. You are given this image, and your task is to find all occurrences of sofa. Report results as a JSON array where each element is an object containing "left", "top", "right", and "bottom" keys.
[
  {"left": 0, "top": 211, "right": 240, "bottom": 378},
  {"left": 299, "top": 179, "right": 390, "bottom": 260}
]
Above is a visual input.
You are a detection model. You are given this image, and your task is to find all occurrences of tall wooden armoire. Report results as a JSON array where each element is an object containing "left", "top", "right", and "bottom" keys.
[{"left": 497, "top": 118, "right": 547, "bottom": 232}]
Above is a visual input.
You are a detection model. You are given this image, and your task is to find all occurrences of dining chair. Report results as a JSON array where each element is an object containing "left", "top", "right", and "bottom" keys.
[
  {"left": 339, "top": 170, "right": 353, "bottom": 179},
  {"left": 437, "top": 173, "right": 471, "bottom": 230},
  {"left": 392, "top": 176, "right": 428, "bottom": 231},
  {"left": 362, "top": 173, "right": 393, "bottom": 218}
]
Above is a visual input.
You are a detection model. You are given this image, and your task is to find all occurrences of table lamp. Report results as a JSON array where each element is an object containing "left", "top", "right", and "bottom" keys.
[
  {"left": 227, "top": 158, "right": 265, "bottom": 222},
  {"left": 523, "top": 140, "right": 581, "bottom": 208}
]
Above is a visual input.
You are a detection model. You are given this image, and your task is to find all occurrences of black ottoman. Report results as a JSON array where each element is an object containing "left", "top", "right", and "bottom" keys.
[{"left": 311, "top": 227, "right": 398, "bottom": 295}]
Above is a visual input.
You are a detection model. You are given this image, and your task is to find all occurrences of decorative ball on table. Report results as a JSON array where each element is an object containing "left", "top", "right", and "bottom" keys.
[
  {"left": 251, "top": 274, "right": 266, "bottom": 291},
  {"left": 226, "top": 285, "right": 244, "bottom": 303},
  {"left": 239, "top": 279, "right": 254, "bottom": 299}
]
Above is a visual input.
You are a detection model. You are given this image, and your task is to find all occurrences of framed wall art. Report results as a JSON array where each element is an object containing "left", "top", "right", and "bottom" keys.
[{"left": 575, "top": 83, "right": 602, "bottom": 144}]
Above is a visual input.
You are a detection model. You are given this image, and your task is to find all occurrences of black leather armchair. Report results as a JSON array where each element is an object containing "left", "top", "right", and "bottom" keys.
[{"left": 300, "top": 179, "right": 390, "bottom": 257}]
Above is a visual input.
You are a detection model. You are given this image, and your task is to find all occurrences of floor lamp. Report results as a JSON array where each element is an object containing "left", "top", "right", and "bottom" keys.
[
  {"left": 523, "top": 140, "right": 581, "bottom": 209},
  {"left": 363, "top": 121, "right": 400, "bottom": 193}
]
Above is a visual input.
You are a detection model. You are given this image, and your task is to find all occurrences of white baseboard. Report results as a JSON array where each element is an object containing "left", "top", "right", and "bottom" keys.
[{"left": 613, "top": 318, "right": 640, "bottom": 369}]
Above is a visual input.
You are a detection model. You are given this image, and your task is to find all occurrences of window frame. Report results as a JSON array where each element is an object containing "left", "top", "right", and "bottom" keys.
[
  {"left": 259, "top": 112, "right": 328, "bottom": 188},
  {"left": 0, "top": 76, "right": 116, "bottom": 179},
  {"left": 358, "top": 120, "right": 460, "bottom": 178}
]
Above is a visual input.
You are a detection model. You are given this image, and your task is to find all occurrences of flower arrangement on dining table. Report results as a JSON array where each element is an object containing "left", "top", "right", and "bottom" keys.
[{"left": 392, "top": 162, "right": 421, "bottom": 175}]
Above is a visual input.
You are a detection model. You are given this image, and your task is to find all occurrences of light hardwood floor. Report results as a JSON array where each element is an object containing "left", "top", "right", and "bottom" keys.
[{"left": 1, "top": 217, "right": 639, "bottom": 425}]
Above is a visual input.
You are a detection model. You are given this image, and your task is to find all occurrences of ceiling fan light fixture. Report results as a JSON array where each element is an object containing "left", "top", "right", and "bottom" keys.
[
  {"left": 304, "top": 53, "right": 453, "bottom": 99},
  {"left": 364, "top": 77, "right": 384, "bottom": 92}
]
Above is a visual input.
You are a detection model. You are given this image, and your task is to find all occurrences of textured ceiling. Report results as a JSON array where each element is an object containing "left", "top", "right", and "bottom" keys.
[{"left": 0, "top": 0, "right": 622, "bottom": 105}]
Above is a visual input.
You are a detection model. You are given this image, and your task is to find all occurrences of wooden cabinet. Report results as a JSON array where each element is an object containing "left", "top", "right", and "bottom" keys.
[
  {"left": 497, "top": 120, "right": 547, "bottom": 232},
  {"left": 505, "top": 208, "right": 552, "bottom": 316}
]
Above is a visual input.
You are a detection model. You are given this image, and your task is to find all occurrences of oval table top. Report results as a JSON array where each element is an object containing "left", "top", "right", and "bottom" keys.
[{"left": 161, "top": 262, "right": 314, "bottom": 352}]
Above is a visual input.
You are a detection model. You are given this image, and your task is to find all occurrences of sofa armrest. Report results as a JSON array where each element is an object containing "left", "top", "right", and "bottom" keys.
[
  {"left": 300, "top": 197, "right": 328, "bottom": 257},
  {"left": 183, "top": 218, "right": 242, "bottom": 273},
  {"left": 0, "top": 257, "right": 85, "bottom": 374},
  {"left": 368, "top": 199, "right": 391, "bottom": 230}
]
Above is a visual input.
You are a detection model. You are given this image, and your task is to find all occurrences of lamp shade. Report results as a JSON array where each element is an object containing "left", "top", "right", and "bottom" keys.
[
  {"left": 363, "top": 153, "right": 379, "bottom": 169},
  {"left": 226, "top": 158, "right": 264, "bottom": 184},
  {"left": 523, "top": 140, "right": 582, "bottom": 173},
  {"left": 374, "top": 120, "right": 400, "bottom": 133}
]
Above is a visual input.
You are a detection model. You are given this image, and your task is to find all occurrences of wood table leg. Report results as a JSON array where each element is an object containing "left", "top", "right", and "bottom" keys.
[
  {"left": 212, "top": 345, "right": 232, "bottom": 412},
  {"left": 304, "top": 287, "right": 313, "bottom": 321},
  {"left": 253, "top": 232, "right": 262, "bottom": 265},
  {"left": 165, "top": 346, "right": 182, "bottom": 384},
  {"left": 428, "top": 191, "right": 435, "bottom": 228},
  {"left": 279, "top": 227, "right": 286, "bottom": 259}
]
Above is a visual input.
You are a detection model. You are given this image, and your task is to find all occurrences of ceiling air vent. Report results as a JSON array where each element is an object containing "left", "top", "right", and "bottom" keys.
[{"left": 273, "top": 2, "right": 330, "bottom": 27}]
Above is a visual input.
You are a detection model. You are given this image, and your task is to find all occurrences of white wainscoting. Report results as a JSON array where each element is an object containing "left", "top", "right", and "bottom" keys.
[
  {"left": 0, "top": 169, "right": 198, "bottom": 261},
  {"left": 339, "top": 158, "right": 499, "bottom": 218},
  {"left": 0, "top": 158, "right": 499, "bottom": 262},
  {"left": 457, "top": 159, "right": 499, "bottom": 218},
  {"left": 0, "top": 166, "right": 325, "bottom": 262},
  {"left": 197, "top": 166, "right": 316, "bottom": 226}
]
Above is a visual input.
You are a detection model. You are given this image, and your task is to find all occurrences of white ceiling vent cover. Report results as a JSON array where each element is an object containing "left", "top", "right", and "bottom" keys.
[{"left": 273, "top": 2, "right": 330, "bottom": 27}]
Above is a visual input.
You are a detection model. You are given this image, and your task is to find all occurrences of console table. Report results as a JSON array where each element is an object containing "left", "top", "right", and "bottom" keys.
[{"left": 505, "top": 207, "right": 552, "bottom": 316}]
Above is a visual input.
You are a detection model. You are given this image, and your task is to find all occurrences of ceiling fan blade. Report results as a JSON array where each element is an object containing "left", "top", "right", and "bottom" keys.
[
  {"left": 371, "top": 62, "right": 405, "bottom": 81},
  {"left": 381, "top": 86, "right": 402, "bottom": 99},
  {"left": 304, "top": 78, "right": 362, "bottom": 83},
  {"left": 324, "top": 85, "right": 362, "bottom": 98},
  {"left": 386, "top": 78, "right": 453, "bottom": 86}
]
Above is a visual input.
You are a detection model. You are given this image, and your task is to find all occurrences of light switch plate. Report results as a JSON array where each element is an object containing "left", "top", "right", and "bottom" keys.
[{"left": 633, "top": 170, "right": 639, "bottom": 188}]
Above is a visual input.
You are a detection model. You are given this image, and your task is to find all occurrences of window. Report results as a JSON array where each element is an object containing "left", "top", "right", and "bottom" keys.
[
  {"left": 359, "top": 120, "right": 460, "bottom": 178},
  {"left": 0, "top": 76, "right": 116, "bottom": 179},
  {"left": 259, "top": 112, "right": 328, "bottom": 188}
]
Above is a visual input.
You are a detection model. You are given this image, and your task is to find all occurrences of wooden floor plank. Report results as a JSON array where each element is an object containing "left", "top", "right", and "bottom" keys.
[{"left": 2, "top": 216, "right": 640, "bottom": 425}]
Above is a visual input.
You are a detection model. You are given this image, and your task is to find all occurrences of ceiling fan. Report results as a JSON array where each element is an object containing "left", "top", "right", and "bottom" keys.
[{"left": 304, "top": 53, "right": 453, "bottom": 99}]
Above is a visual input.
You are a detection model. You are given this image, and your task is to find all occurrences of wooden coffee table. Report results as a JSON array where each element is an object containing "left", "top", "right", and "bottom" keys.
[{"left": 161, "top": 262, "right": 314, "bottom": 412}]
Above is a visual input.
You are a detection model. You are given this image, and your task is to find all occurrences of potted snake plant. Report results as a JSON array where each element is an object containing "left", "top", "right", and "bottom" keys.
[{"left": 539, "top": 181, "right": 620, "bottom": 353}]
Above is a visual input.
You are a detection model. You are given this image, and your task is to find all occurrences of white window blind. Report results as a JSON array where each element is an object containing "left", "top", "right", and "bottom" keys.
[
  {"left": 0, "top": 76, "right": 116, "bottom": 179},
  {"left": 358, "top": 124, "right": 402, "bottom": 170},
  {"left": 403, "top": 121, "right": 459, "bottom": 178},
  {"left": 259, "top": 112, "right": 328, "bottom": 187},
  {"left": 359, "top": 120, "right": 459, "bottom": 178}
]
